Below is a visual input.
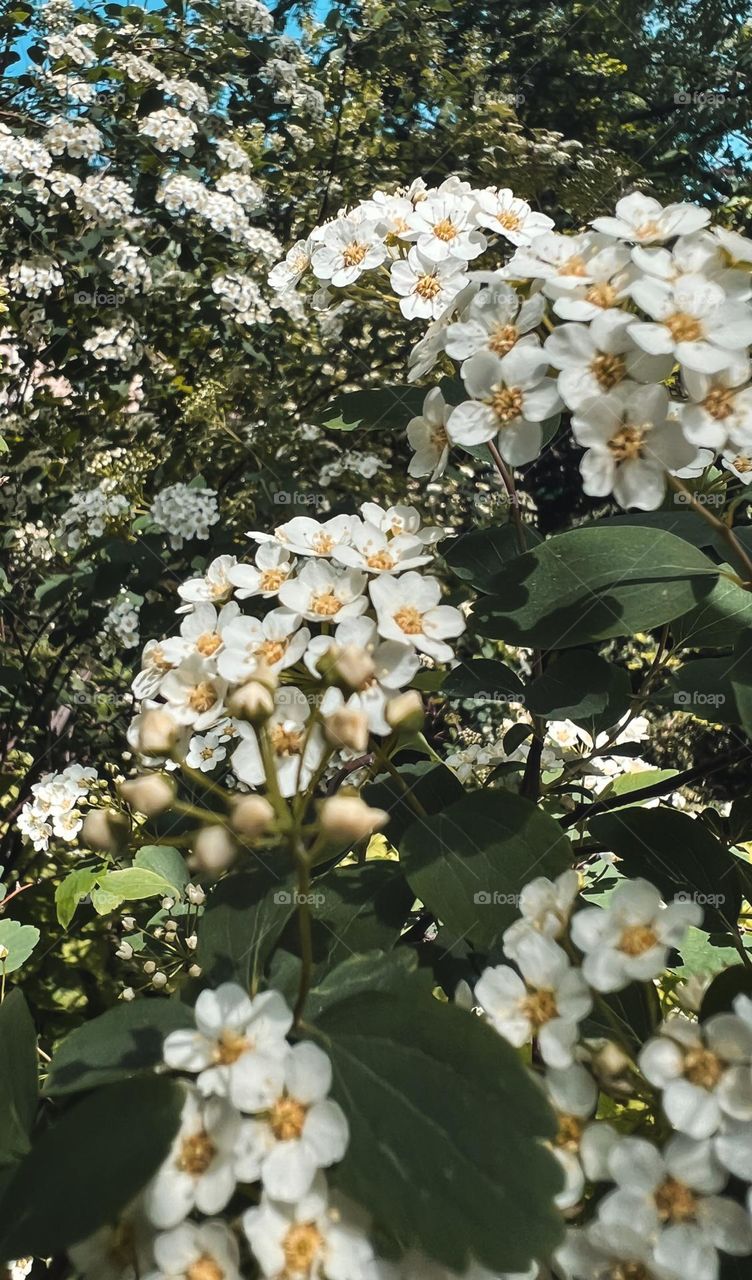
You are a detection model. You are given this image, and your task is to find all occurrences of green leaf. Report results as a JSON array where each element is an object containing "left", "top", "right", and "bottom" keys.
[
  {"left": 363, "top": 761, "right": 463, "bottom": 848},
  {"left": 443, "top": 524, "right": 542, "bottom": 591},
  {"left": 672, "top": 571, "right": 752, "bottom": 649},
  {"left": 299, "top": 863, "right": 414, "bottom": 979},
  {"left": 581, "top": 981, "right": 660, "bottom": 1054},
  {"left": 400, "top": 790, "right": 572, "bottom": 948},
  {"left": 307, "top": 972, "right": 563, "bottom": 1272},
  {"left": 55, "top": 868, "right": 100, "bottom": 929},
  {"left": 97, "top": 867, "right": 175, "bottom": 901},
  {"left": 589, "top": 808, "right": 742, "bottom": 933},
  {"left": 43, "top": 998, "right": 194, "bottom": 1097},
  {"left": 0, "top": 1077, "right": 184, "bottom": 1260},
  {"left": 304, "top": 949, "right": 418, "bottom": 1020},
  {"left": 134, "top": 845, "right": 189, "bottom": 895},
  {"left": 700, "top": 965, "right": 752, "bottom": 1020},
  {"left": 90, "top": 885, "right": 124, "bottom": 915},
  {"left": 0, "top": 920, "right": 40, "bottom": 973},
  {"left": 442, "top": 658, "right": 524, "bottom": 704},
  {"left": 474, "top": 527, "right": 716, "bottom": 648},
  {"left": 197, "top": 863, "right": 295, "bottom": 990},
  {"left": 319, "top": 384, "right": 426, "bottom": 433},
  {"left": 0, "top": 992, "right": 37, "bottom": 1167},
  {"left": 525, "top": 649, "right": 631, "bottom": 732}
]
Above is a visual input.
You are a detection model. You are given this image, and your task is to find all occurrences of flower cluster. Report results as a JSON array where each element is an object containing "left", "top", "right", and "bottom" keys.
[
  {"left": 17, "top": 763, "right": 99, "bottom": 853},
  {"left": 277, "top": 182, "right": 752, "bottom": 510},
  {"left": 128, "top": 504, "right": 462, "bottom": 795},
  {"left": 149, "top": 484, "right": 221, "bottom": 551},
  {"left": 57, "top": 480, "right": 130, "bottom": 550},
  {"left": 472, "top": 870, "right": 752, "bottom": 1280}
]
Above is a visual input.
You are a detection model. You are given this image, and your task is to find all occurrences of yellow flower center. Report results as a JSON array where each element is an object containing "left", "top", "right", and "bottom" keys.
[
  {"left": 654, "top": 1175, "right": 697, "bottom": 1223},
  {"left": 415, "top": 273, "right": 442, "bottom": 300},
  {"left": 312, "top": 533, "right": 335, "bottom": 555},
  {"left": 366, "top": 550, "right": 396, "bottom": 570},
  {"left": 196, "top": 631, "right": 222, "bottom": 657},
  {"left": 342, "top": 242, "right": 367, "bottom": 268},
  {"left": 665, "top": 311, "right": 702, "bottom": 343},
  {"left": 270, "top": 724, "right": 304, "bottom": 757},
  {"left": 635, "top": 219, "right": 662, "bottom": 240},
  {"left": 554, "top": 1113, "right": 584, "bottom": 1150},
  {"left": 490, "top": 386, "right": 524, "bottom": 422},
  {"left": 558, "top": 254, "right": 588, "bottom": 277},
  {"left": 591, "top": 352, "right": 626, "bottom": 390},
  {"left": 177, "top": 1132, "right": 216, "bottom": 1176},
  {"left": 702, "top": 387, "right": 735, "bottom": 420},
  {"left": 283, "top": 1223, "right": 324, "bottom": 1275},
  {"left": 684, "top": 1045, "right": 724, "bottom": 1089},
  {"left": 585, "top": 282, "right": 618, "bottom": 309},
  {"left": 259, "top": 638, "right": 288, "bottom": 666},
  {"left": 394, "top": 605, "right": 424, "bottom": 635},
  {"left": 521, "top": 988, "right": 558, "bottom": 1029},
  {"left": 212, "top": 1027, "right": 250, "bottom": 1065},
  {"left": 610, "top": 1266, "right": 650, "bottom": 1280},
  {"left": 497, "top": 210, "right": 521, "bottom": 231},
  {"left": 270, "top": 1094, "right": 308, "bottom": 1141},
  {"left": 608, "top": 423, "right": 647, "bottom": 462},
  {"left": 187, "top": 1257, "right": 224, "bottom": 1280},
  {"left": 151, "top": 645, "right": 172, "bottom": 671},
  {"left": 733, "top": 454, "right": 752, "bottom": 473},
  {"left": 488, "top": 324, "right": 519, "bottom": 355},
  {"left": 618, "top": 923, "right": 658, "bottom": 956},
  {"left": 433, "top": 217, "right": 457, "bottom": 242},
  {"left": 260, "top": 568, "right": 286, "bottom": 591},
  {"left": 311, "top": 589, "right": 343, "bottom": 617},
  {"left": 189, "top": 682, "right": 219, "bottom": 713}
]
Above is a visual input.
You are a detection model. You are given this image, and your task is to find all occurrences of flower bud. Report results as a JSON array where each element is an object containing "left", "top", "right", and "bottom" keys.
[
  {"left": 317, "top": 643, "right": 375, "bottom": 691},
  {"left": 227, "top": 680, "right": 275, "bottom": 723},
  {"left": 386, "top": 689, "right": 424, "bottom": 733},
  {"left": 319, "top": 794, "right": 389, "bottom": 844},
  {"left": 0, "top": 945, "right": 8, "bottom": 963},
  {"left": 143, "top": 960, "right": 156, "bottom": 975},
  {"left": 325, "top": 706, "right": 369, "bottom": 754},
  {"left": 115, "top": 941, "right": 133, "bottom": 961},
  {"left": 161, "top": 896, "right": 175, "bottom": 911},
  {"left": 186, "top": 883, "right": 206, "bottom": 906},
  {"left": 186, "top": 933, "right": 198, "bottom": 951},
  {"left": 119, "top": 773, "right": 175, "bottom": 817},
  {"left": 122, "top": 915, "right": 135, "bottom": 931},
  {"left": 152, "top": 970, "right": 168, "bottom": 989},
  {"left": 82, "top": 807, "right": 129, "bottom": 853},
  {"left": 230, "top": 794, "right": 275, "bottom": 839},
  {"left": 193, "top": 824, "right": 237, "bottom": 874},
  {"left": 136, "top": 708, "right": 179, "bottom": 756},
  {"left": 120, "top": 987, "right": 135, "bottom": 1002},
  {"left": 188, "top": 963, "right": 202, "bottom": 978}
]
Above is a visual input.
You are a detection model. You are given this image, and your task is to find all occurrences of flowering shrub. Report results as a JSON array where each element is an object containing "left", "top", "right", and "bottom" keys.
[{"left": 4, "top": 82, "right": 752, "bottom": 1280}]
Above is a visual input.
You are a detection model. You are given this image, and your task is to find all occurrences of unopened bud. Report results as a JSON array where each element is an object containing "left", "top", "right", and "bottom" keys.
[
  {"left": 386, "top": 690, "right": 424, "bottom": 733},
  {"left": 161, "top": 896, "right": 175, "bottom": 911},
  {"left": 122, "top": 915, "right": 136, "bottom": 931},
  {"left": 193, "top": 824, "right": 237, "bottom": 874},
  {"left": 115, "top": 941, "right": 133, "bottom": 960},
  {"left": 152, "top": 970, "right": 168, "bottom": 989},
  {"left": 120, "top": 986, "right": 135, "bottom": 1002},
  {"left": 186, "top": 933, "right": 198, "bottom": 950},
  {"left": 137, "top": 708, "right": 179, "bottom": 756},
  {"left": 119, "top": 773, "right": 175, "bottom": 817},
  {"left": 186, "top": 884, "right": 206, "bottom": 906},
  {"left": 230, "top": 794, "right": 275, "bottom": 839},
  {"left": 143, "top": 960, "right": 156, "bottom": 975},
  {"left": 325, "top": 707, "right": 369, "bottom": 754},
  {"left": 188, "top": 963, "right": 202, "bottom": 978},
  {"left": 227, "top": 680, "right": 275, "bottom": 723},
  {"left": 0, "top": 945, "right": 8, "bottom": 963},
  {"left": 317, "top": 643, "right": 375, "bottom": 691},
  {"left": 82, "top": 808, "right": 129, "bottom": 853},
  {"left": 319, "top": 794, "right": 388, "bottom": 844}
]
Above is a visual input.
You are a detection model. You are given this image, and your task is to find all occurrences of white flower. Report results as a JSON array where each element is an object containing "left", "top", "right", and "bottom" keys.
[
  {"left": 543, "top": 1064, "right": 616, "bottom": 1210},
  {"left": 369, "top": 572, "right": 464, "bottom": 662},
  {"left": 406, "top": 386, "right": 452, "bottom": 480},
  {"left": 475, "top": 934, "right": 592, "bottom": 1068},
  {"left": 722, "top": 448, "right": 752, "bottom": 483},
  {"left": 253, "top": 516, "right": 355, "bottom": 560},
  {"left": 592, "top": 192, "right": 710, "bottom": 244},
  {"left": 505, "top": 231, "right": 624, "bottom": 300},
  {"left": 390, "top": 247, "right": 468, "bottom": 320},
  {"left": 473, "top": 188, "right": 554, "bottom": 246},
  {"left": 304, "top": 616, "right": 420, "bottom": 735},
  {"left": 555, "top": 1223, "right": 670, "bottom": 1280},
  {"left": 444, "top": 284, "right": 546, "bottom": 366},
  {"left": 596, "top": 1134, "right": 752, "bottom": 1280},
  {"left": 243, "top": 1176, "right": 374, "bottom": 1280},
  {"left": 229, "top": 544, "right": 296, "bottom": 599},
  {"left": 630, "top": 274, "right": 752, "bottom": 374},
  {"left": 269, "top": 238, "right": 315, "bottom": 292},
  {"left": 502, "top": 869, "right": 580, "bottom": 960},
  {"left": 278, "top": 561, "right": 367, "bottom": 624},
  {"left": 680, "top": 357, "right": 752, "bottom": 450},
  {"left": 311, "top": 217, "right": 387, "bottom": 286},
  {"left": 146, "top": 1220, "right": 242, "bottom": 1280},
  {"left": 139, "top": 108, "right": 197, "bottom": 152},
  {"left": 332, "top": 518, "right": 432, "bottom": 575},
  {"left": 571, "top": 382, "right": 696, "bottom": 510},
  {"left": 133, "top": 639, "right": 189, "bottom": 700},
  {"left": 639, "top": 1008, "right": 752, "bottom": 1139},
  {"left": 571, "top": 878, "right": 701, "bottom": 992},
  {"left": 405, "top": 193, "right": 486, "bottom": 262},
  {"left": 160, "top": 656, "right": 228, "bottom": 731},
  {"left": 359, "top": 502, "right": 442, "bottom": 545},
  {"left": 217, "top": 609, "right": 310, "bottom": 682},
  {"left": 544, "top": 310, "right": 674, "bottom": 410},
  {"left": 235, "top": 1041, "right": 348, "bottom": 1201},
  {"left": 715, "top": 1119, "right": 752, "bottom": 1180},
  {"left": 447, "top": 347, "right": 561, "bottom": 464},
  {"left": 164, "top": 984, "right": 292, "bottom": 1100},
  {"left": 178, "top": 556, "right": 238, "bottom": 607},
  {"left": 185, "top": 731, "right": 228, "bottom": 772},
  {"left": 144, "top": 1090, "right": 241, "bottom": 1229},
  {"left": 164, "top": 602, "right": 240, "bottom": 668},
  {"left": 231, "top": 687, "right": 324, "bottom": 796}
]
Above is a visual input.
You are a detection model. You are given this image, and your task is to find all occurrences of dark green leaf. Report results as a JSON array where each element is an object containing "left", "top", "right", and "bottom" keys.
[
  {"left": 443, "top": 524, "right": 542, "bottom": 591},
  {"left": 0, "top": 992, "right": 37, "bottom": 1167},
  {"left": 197, "top": 863, "right": 295, "bottom": 989},
  {"left": 43, "top": 998, "right": 194, "bottom": 1097},
  {"left": 525, "top": 650, "right": 631, "bottom": 732},
  {"left": 363, "top": 761, "right": 464, "bottom": 847}
]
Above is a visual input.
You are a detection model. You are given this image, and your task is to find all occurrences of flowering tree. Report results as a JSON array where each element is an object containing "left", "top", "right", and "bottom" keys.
[{"left": 2, "top": 167, "right": 752, "bottom": 1280}]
